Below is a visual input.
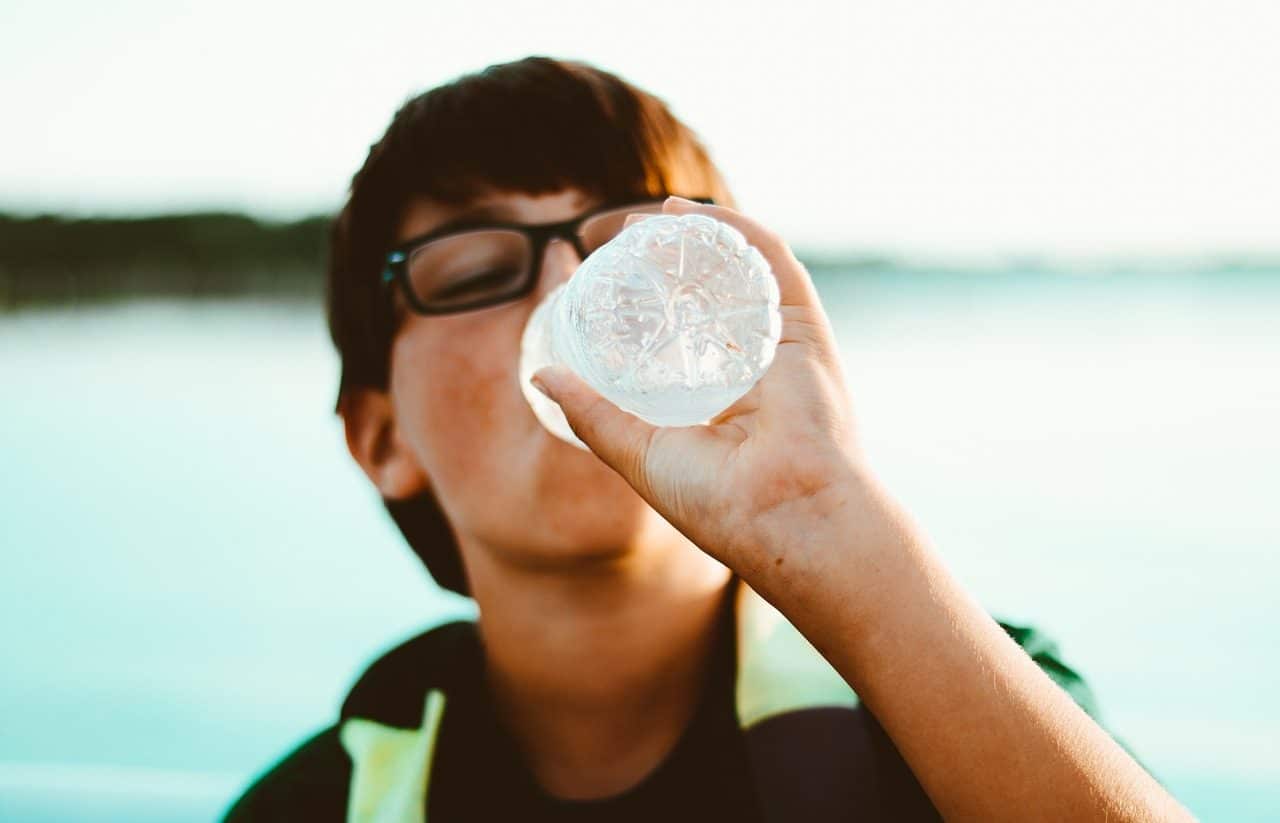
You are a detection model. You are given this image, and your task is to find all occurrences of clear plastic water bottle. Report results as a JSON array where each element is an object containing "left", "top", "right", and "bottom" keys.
[{"left": 519, "top": 212, "right": 782, "bottom": 449}]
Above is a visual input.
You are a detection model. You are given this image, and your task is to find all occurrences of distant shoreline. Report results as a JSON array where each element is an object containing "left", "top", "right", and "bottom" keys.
[
  {"left": 2, "top": 212, "right": 1276, "bottom": 311},
  {"left": 0, "top": 212, "right": 329, "bottom": 309}
]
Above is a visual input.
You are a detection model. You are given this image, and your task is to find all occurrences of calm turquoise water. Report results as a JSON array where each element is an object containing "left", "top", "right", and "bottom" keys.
[{"left": 2, "top": 269, "right": 1277, "bottom": 821}]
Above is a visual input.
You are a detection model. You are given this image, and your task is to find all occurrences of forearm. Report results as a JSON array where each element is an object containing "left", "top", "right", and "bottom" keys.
[{"left": 745, "top": 473, "right": 1194, "bottom": 822}]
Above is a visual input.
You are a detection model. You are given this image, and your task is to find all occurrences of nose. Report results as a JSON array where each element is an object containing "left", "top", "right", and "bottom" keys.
[{"left": 535, "top": 236, "right": 583, "bottom": 299}]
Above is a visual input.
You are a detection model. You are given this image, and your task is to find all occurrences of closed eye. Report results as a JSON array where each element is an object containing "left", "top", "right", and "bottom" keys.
[{"left": 432, "top": 267, "right": 523, "bottom": 302}]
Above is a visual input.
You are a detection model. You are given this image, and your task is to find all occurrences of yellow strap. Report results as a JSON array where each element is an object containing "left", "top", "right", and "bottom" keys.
[
  {"left": 734, "top": 582, "right": 859, "bottom": 728},
  {"left": 340, "top": 689, "right": 446, "bottom": 823}
]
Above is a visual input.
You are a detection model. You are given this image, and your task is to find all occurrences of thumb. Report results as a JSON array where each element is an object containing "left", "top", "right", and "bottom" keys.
[{"left": 530, "top": 365, "right": 656, "bottom": 492}]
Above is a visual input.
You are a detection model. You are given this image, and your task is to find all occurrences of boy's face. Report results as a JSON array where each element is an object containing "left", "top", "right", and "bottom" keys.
[{"left": 370, "top": 187, "right": 680, "bottom": 577}]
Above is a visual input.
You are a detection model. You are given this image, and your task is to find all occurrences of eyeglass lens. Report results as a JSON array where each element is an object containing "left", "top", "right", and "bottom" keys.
[
  {"left": 405, "top": 200, "right": 670, "bottom": 312},
  {"left": 407, "top": 228, "right": 529, "bottom": 311}
]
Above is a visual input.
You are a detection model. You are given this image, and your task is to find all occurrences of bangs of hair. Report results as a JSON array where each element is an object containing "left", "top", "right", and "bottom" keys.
[
  {"left": 391, "top": 62, "right": 664, "bottom": 205},
  {"left": 382, "top": 57, "right": 730, "bottom": 208}
]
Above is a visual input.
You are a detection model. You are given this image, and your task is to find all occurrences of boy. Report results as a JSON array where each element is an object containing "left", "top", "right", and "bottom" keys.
[{"left": 225, "top": 56, "right": 1189, "bottom": 821}]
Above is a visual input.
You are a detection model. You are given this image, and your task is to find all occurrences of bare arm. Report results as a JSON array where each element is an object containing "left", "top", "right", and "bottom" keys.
[
  {"left": 747, "top": 473, "right": 1191, "bottom": 822},
  {"left": 532, "top": 195, "right": 1195, "bottom": 821}
]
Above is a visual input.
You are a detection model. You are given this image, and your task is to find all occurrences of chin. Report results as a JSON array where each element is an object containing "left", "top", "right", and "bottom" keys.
[
  {"left": 460, "top": 408, "right": 670, "bottom": 568},
  {"left": 511, "top": 453, "right": 660, "bottom": 560}
]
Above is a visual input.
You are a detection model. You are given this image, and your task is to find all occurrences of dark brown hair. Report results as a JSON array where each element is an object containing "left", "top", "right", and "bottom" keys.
[{"left": 326, "top": 55, "right": 736, "bottom": 596}]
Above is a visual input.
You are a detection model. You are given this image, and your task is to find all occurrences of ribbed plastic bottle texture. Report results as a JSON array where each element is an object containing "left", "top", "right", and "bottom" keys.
[{"left": 519, "top": 213, "right": 782, "bottom": 450}]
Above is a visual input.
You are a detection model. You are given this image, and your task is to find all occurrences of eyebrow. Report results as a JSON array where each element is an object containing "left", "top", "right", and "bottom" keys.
[
  {"left": 423, "top": 202, "right": 521, "bottom": 237},
  {"left": 394, "top": 192, "right": 615, "bottom": 250}
]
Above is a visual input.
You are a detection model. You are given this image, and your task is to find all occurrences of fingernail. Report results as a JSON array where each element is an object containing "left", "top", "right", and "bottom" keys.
[
  {"left": 665, "top": 195, "right": 697, "bottom": 207},
  {"left": 530, "top": 375, "right": 553, "bottom": 399}
]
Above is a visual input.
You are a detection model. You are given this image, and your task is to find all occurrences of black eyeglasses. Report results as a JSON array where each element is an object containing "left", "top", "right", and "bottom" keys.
[{"left": 381, "top": 195, "right": 717, "bottom": 315}]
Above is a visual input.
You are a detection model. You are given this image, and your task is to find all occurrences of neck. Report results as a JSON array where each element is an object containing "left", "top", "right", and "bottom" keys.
[{"left": 462, "top": 528, "right": 733, "bottom": 800}]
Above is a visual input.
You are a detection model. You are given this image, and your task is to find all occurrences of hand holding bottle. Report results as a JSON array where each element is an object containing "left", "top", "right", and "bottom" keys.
[{"left": 530, "top": 195, "right": 870, "bottom": 582}]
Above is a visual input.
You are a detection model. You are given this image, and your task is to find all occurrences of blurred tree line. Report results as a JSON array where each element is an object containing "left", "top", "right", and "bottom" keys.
[
  {"left": 0, "top": 212, "right": 330, "bottom": 309},
  {"left": 11, "top": 211, "right": 1263, "bottom": 313}
]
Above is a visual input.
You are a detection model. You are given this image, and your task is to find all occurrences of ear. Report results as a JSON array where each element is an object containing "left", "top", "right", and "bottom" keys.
[{"left": 338, "top": 387, "right": 431, "bottom": 500}]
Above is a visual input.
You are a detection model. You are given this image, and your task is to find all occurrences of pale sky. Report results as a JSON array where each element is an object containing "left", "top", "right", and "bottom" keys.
[{"left": 1, "top": 0, "right": 1277, "bottom": 255}]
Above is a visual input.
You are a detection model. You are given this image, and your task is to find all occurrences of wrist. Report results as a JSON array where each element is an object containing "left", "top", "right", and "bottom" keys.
[
  {"left": 731, "top": 457, "right": 919, "bottom": 603},
  {"left": 734, "top": 470, "right": 945, "bottom": 693}
]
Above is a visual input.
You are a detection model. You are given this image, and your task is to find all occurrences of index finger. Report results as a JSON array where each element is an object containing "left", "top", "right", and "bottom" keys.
[{"left": 661, "top": 196, "right": 821, "bottom": 309}]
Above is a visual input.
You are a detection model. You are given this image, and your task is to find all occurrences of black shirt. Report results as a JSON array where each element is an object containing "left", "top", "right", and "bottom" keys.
[{"left": 224, "top": 576, "right": 1108, "bottom": 822}]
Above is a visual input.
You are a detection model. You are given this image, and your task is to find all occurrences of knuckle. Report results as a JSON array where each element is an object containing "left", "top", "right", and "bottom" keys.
[{"left": 749, "top": 228, "right": 793, "bottom": 264}]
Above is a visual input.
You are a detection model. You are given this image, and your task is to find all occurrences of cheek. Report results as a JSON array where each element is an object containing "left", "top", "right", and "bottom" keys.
[
  {"left": 388, "top": 310, "right": 531, "bottom": 483},
  {"left": 385, "top": 306, "right": 665, "bottom": 556}
]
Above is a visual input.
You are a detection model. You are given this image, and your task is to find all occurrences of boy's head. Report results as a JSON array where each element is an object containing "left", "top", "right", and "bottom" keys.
[{"left": 327, "top": 56, "right": 735, "bottom": 596}]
